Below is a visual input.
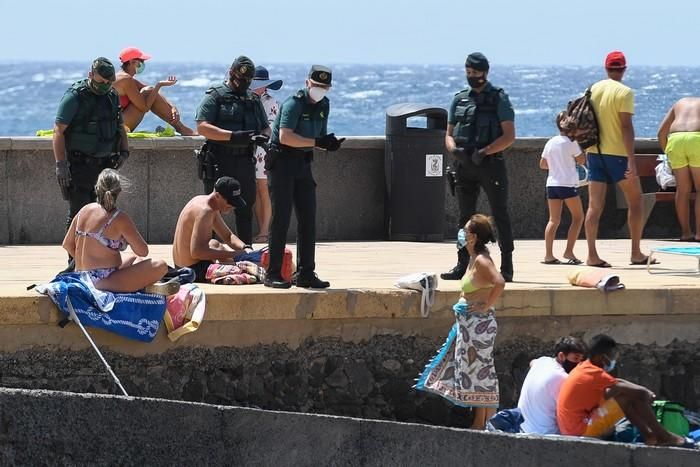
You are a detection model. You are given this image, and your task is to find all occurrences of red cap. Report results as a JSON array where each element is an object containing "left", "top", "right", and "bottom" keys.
[
  {"left": 605, "top": 51, "right": 626, "bottom": 69},
  {"left": 119, "top": 47, "right": 152, "bottom": 63}
]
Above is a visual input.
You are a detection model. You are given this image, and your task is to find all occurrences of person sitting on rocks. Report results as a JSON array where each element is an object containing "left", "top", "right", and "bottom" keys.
[
  {"left": 62, "top": 169, "right": 172, "bottom": 293},
  {"left": 113, "top": 47, "right": 196, "bottom": 135},
  {"left": 517, "top": 336, "right": 587, "bottom": 434},
  {"left": 172, "top": 176, "right": 254, "bottom": 283},
  {"left": 557, "top": 334, "right": 695, "bottom": 448}
]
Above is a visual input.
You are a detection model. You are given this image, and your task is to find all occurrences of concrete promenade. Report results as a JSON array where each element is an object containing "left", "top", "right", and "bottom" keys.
[{"left": 0, "top": 239, "right": 698, "bottom": 353}]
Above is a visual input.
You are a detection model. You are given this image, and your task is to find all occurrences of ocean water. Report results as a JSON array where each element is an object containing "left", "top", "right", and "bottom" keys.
[{"left": 0, "top": 61, "right": 696, "bottom": 138}]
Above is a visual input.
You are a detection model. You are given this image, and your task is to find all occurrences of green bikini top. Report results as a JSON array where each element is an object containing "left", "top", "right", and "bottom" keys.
[{"left": 461, "top": 269, "right": 494, "bottom": 294}]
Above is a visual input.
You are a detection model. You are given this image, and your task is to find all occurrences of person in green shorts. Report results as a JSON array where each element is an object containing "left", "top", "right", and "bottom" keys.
[{"left": 658, "top": 97, "right": 700, "bottom": 241}]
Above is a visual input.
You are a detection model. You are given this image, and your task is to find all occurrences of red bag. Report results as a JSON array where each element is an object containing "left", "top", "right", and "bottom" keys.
[{"left": 261, "top": 247, "right": 295, "bottom": 282}]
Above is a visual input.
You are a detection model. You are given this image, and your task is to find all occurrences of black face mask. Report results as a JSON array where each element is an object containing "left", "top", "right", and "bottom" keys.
[
  {"left": 561, "top": 359, "right": 578, "bottom": 374},
  {"left": 230, "top": 74, "right": 252, "bottom": 92},
  {"left": 467, "top": 75, "right": 486, "bottom": 89}
]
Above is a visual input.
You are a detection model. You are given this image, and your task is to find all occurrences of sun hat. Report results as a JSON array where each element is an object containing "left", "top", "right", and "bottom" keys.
[{"left": 251, "top": 66, "right": 283, "bottom": 91}]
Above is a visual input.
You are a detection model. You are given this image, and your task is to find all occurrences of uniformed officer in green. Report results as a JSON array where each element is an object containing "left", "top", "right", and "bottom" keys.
[
  {"left": 264, "top": 65, "right": 345, "bottom": 289},
  {"left": 195, "top": 56, "right": 270, "bottom": 245},
  {"left": 441, "top": 52, "right": 516, "bottom": 282},
  {"left": 53, "top": 57, "right": 129, "bottom": 234}
]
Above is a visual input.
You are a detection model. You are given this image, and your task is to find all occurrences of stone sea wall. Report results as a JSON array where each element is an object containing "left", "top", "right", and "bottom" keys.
[
  {"left": 1, "top": 335, "right": 698, "bottom": 428},
  {"left": 0, "top": 136, "right": 680, "bottom": 244}
]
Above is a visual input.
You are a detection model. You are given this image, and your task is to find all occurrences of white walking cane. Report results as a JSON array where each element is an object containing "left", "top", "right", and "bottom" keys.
[{"left": 65, "top": 297, "right": 129, "bottom": 396}]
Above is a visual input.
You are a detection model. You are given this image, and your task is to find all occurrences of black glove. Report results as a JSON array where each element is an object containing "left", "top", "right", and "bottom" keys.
[
  {"left": 114, "top": 150, "right": 129, "bottom": 169},
  {"left": 230, "top": 130, "right": 255, "bottom": 144},
  {"left": 327, "top": 136, "right": 345, "bottom": 152},
  {"left": 55, "top": 160, "right": 71, "bottom": 188},
  {"left": 315, "top": 133, "right": 345, "bottom": 151},
  {"left": 251, "top": 134, "right": 269, "bottom": 146},
  {"left": 471, "top": 148, "right": 488, "bottom": 166}
]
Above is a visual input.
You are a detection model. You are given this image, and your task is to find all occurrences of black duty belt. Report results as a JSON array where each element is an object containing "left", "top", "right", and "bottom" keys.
[
  {"left": 68, "top": 151, "right": 115, "bottom": 166},
  {"left": 278, "top": 144, "right": 313, "bottom": 158},
  {"left": 208, "top": 141, "right": 253, "bottom": 156}
]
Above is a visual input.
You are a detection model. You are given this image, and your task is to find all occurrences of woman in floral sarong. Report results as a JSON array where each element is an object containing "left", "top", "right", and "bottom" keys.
[{"left": 416, "top": 214, "right": 506, "bottom": 429}]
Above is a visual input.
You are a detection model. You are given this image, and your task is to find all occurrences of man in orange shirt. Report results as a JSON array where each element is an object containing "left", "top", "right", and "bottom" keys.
[{"left": 557, "top": 334, "right": 693, "bottom": 447}]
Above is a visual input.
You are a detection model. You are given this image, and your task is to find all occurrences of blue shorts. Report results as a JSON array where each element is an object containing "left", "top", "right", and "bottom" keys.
[
  {"left": 546, "top": 186, "right": 578, "bottom": 199},
  {"left": 587, "top": 153, "right": 628, "bottom": 183}
]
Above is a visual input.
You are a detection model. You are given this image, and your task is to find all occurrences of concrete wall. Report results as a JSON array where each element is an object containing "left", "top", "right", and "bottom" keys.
[
  {"left": 0, "top": 136, "right": 678, "bottom": 245},
  {"left": 1, "top": 388, "right": 696, "bottom": 467}
]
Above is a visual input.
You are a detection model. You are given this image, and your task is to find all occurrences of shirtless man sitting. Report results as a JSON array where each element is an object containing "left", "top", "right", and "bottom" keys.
[
  {"left": 658, "top": 97, "right": 700, "bottom": 241},
  {"left": 173, "top": 177, "right": 253, "bottom": 282}
]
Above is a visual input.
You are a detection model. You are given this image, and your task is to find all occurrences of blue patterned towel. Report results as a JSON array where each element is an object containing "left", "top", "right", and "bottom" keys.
[{"left": 35, "top": 273, "right": 167, "bottom": 343}]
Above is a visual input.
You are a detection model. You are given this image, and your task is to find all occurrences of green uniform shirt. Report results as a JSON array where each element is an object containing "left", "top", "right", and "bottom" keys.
[
  {"left": 195, "top": 81, "right": 268, "bottom": 133},
  {"left": 55, "top": 79, "right": 123, "bottom": 127},
  {"left": 448, "top": 82, "right": 514, "bottom": 124},
  {"left": 271, "top": 89, "right": 329, "bottom": 146}
]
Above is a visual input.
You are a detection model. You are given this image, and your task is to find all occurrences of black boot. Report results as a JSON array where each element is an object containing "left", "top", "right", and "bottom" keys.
[
  {"left": 501, "top": 252, "right": 513, "bottom": 283},
  {"left": 294, "top": 272, "right": 330, "bottom": 289},
  {"left": 441, "top": 248, "right": 468, "bottom": 280}
]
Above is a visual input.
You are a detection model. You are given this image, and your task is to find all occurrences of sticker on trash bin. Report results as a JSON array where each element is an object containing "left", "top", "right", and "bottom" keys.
[{"left": 425, "top": 154, "right": 443, "bottom": 177}]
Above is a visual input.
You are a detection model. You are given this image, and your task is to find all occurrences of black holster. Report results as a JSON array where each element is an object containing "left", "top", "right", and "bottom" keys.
[
  {"left": 264, "top": 144, "right": 280, "bottom": 171},
  {"left": 195, "top": 143, "right": 219, "bottom": 181},
  {"left": 446, "top": 166, "right": 457, "bottom": 196}
]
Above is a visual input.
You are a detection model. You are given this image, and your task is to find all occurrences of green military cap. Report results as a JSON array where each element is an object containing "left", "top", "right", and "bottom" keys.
[
  {"left": 231, "top": 56, "right": 255, "bottom": 79},
  {"left": 308, "top": 65, "right": 332, "bottom": 86},
  {"left": 465, "top": 52, "right": 489, "bottom": 71},
  {"left": 92, "top": 57, "right": 116, "bottom": 81}
]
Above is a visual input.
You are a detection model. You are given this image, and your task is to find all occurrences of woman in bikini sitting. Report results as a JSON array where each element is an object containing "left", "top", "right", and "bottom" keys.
[
  {"left": 113, "top": 47, "right": 196, "bottom": 135},
  {"left": 62, "top": 169, "right": 169, "bottom": 293}
]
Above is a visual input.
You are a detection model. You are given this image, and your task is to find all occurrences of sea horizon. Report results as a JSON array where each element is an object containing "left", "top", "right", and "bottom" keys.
[{"left": 1, "top": 61, "right": 695, "bottom": 140}]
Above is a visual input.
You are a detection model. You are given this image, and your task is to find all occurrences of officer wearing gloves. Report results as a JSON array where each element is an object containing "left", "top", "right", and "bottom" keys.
[
  {"left": 264, "top": 65, "right": 344, "bottom": 289},
  {"left": 441, "top": 52, "right": 516, "bottom": 282},
  {"left": 195, "top": 55, "right": 271, "bottom": 245},
  {"left": 53, "top": 57, "right": 129, "bottom": 243}
]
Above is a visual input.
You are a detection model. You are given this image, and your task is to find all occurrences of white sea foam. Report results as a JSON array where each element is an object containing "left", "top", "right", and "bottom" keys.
[
  {"left": 179, "top": 78, "right": 212, "bottom": 87},
  {"left": 343, "top": 90, "right": 384, "bottom": 99},
  {"left": 515, "top": 108, "right": 552, "bottom": 115},
  {"left": 31, "top": 73, "right": 45, "bottom": 82}
]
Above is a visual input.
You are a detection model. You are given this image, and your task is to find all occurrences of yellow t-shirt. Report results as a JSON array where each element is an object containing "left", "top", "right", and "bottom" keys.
[{"left": 588, "top": 79, "right": 634, "bottom": 156}]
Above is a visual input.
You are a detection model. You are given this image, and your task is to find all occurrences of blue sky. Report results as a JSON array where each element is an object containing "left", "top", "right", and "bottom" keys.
[{"left": 2, "top": 0, "right": 698, "bottom": 66}]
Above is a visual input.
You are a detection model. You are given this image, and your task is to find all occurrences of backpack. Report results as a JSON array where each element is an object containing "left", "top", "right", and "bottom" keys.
[
  {"left": 652, "top": 400, "right": 690, "bottom": 436},
  {"left": 561, "top": 87, "right": 601, "bottom": 152}
]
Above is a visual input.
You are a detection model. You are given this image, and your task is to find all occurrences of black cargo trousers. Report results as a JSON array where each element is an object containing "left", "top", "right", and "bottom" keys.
[
  {"left": 454, "top": 153, "right": 514, "bottom": 266},
  {"left": 65, "top": 152, "right": 117, "bottom": 230},
  {"left": 266, "top": 148, "right": 317, "bottom": 279}
]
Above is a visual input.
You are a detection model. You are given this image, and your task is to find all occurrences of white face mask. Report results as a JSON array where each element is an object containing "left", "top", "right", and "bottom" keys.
[{"left": 308, "top": 86, "right": 328, "bottom": 103}]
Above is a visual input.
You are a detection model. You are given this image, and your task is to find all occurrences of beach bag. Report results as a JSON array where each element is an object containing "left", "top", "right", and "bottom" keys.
[
  {"left": 655, "top": 154, "right": 676, "bottom": 190},
  {"left": 653, "top": 400, "right": 690, "bottom": 436},
  {"left": 561, "top": 87, "right": 601, "bottom": 151},
  {"left": 164, "top": 283, "right": 206, "bottom": 342},
  {"left": 394, "top": 272, "right": 438, "bottom": 318},
  {"left": 260, "top": 246, "right": 295, "bottom": 282}
]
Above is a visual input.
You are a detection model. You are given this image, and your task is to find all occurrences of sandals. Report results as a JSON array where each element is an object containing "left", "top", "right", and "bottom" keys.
[
  {"left": 541, "top": 258, "right": 583, "bottom": 265},
  {"left": 630, "top": 256, "right": 660, "bottom": 266}
]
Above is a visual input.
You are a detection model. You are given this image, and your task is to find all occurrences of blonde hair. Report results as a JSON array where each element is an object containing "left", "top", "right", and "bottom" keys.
[{"left": 95, "top": 169, "right": 129, "bottom": 211}]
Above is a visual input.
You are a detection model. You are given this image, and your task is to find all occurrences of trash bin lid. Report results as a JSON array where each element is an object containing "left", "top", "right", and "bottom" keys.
[{"left": 386, "top": 103, "right": 447, "bottom": 135}]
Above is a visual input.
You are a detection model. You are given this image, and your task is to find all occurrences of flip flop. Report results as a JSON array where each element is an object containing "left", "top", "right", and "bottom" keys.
[
  {"left": 630, "top": 256, "right": 660, "bottom": 266},
  {"left": 252, "top": 235, "right": 269, "bottom": 243},
  {"left": 541, "top": 258, "right": 562, "bottom": 265},
  {"left": 588, "top": 261, "right": 612, "bottom": 268},
  {"left": 675, "top": 437, "right": 698, "bottom": 449},
  {"left": 564, "top": 258, "right": 583, "bottom": 265},
  {"left": 679, "top": 237, "right": 695, "bottom": 242}
]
